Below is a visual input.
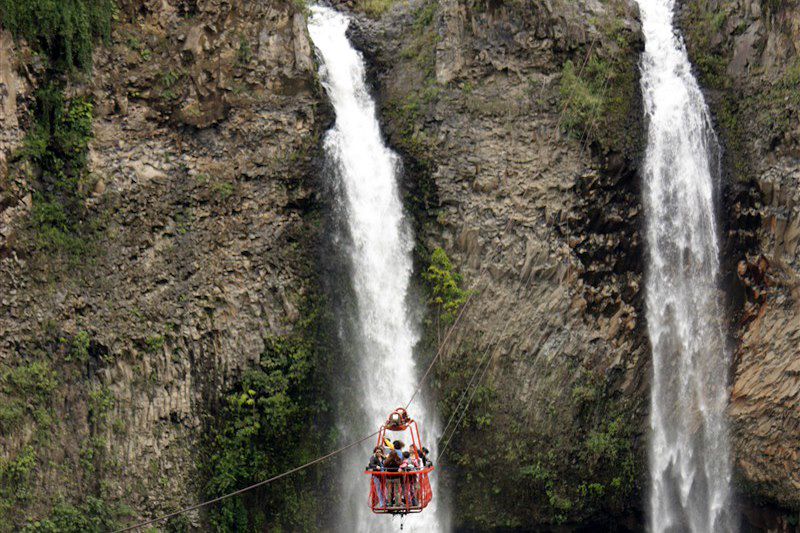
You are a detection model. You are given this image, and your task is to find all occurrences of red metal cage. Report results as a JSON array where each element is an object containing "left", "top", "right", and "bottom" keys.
[{"left": 365, "top": 408, "right": 434, "bottom": 515}]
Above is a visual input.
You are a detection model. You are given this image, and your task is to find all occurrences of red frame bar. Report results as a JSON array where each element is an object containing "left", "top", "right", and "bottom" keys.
[{"left": 365, "top": 468, "right": 434, "bottom": 514}]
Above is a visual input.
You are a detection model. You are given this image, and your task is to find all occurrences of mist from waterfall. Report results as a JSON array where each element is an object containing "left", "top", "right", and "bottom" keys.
[
  {"left": 633, "top": 0, "right": 736, "bottom": 531},
  {"left": 308, "top": 6, "right": 444, "bottom": 532}
]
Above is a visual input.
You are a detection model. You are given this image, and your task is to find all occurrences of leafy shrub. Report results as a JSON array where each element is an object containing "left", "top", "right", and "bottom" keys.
[
  {"left": 522, "top": 415, "right": 636, "bottom": 524},
  {"left": 204, "top": 335, "right": 323, "bottom": 531},
  {"left": 1, "top": 0, "right": 111, "bottom": 260},
  {"left": 30, "top": 198, "right": 92, "bottom": 256},
  {"left": 559, "top": 59, "right": 605, "bottom": 135},
  {"left": 211, "top": 180, "right": 234, "bottom": 200},
  {"left": 557, "top": 16, "right": 641, "bottom": 155},
  {"left": 0, "top": 401, "right": 26, "bottom": 434},
  {"left": 0, "top": 446, "right": 37, "bottom": 504},
  {"left": 423, "top": 247, "right": 469, "bottom": 326},
  {"left": 356, "top": 0, "right": 394, "bottom": 17},
  {"left": 0, "top": 0, "right": 115, "bottom": 72},
  {"left": 88, "top": 387, "right": 114, "bottom": 424},
  {"left": 0, "top": 361, "right": 58, "bottom": 438},
  {"left": 20, "top": 86, "right": 97, "bottom": 259},
  {"left": 144, "top": 335, "right": 164, "bottom": 353},
  {"left": 67, "top": 331, "right": 91, "bottom": 363},
  {"left": 3, "top": 361, "right": 58, "bottom": 402},
  {"left": 21, "top": 497, "right": 123, "bottom": 532},
  {"left": 25, "top": 86, "right": 93, "bottom": 198}
]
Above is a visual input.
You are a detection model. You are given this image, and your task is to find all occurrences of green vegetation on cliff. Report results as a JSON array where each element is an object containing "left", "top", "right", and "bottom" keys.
[
  {"left": 1, "top": 0, "right": 335, "bottom": 531},
  {"left": 439, "top": 359, "right": 640, "bottom": 528},
  {"left": 0, "top": 446, "right": 37, "bottom": 519},
  {"left": 24, "top": 86, "right": 97, "bottom": 259},
  {"left": 678, "top": 2, "right": 751, "bottom": 181},
  {"left": 383, "top": 0, "right": 441, "bottom": 218},
  {"left": 21, "top": 498, "right": 124, "bottom": 533},
  {"left": 1, "top": 0, "right": 115, "bottom": 263},
  {"left": 203, "top": 307, "right": 333, "bottom": 532},
  {"left": 0, "top": 0, "right": 114, "bottom": 72},
  {"left": 423, "top": 247, "right": 470, "bottom": 326},
  {"left": 0, "top": 331, "right": 128, "bottom": 531},
  {"left": 680, "top": 2, "right": 800, "bottom": 182},
  {"left": 558, "top": 15, "right": 642, "bottom": 158},
  {"left": 421, "top": 247, "right": 634, "bottom": 527},
  {"left": 355, "top": 0, "right": 395, "bottom": 18}
]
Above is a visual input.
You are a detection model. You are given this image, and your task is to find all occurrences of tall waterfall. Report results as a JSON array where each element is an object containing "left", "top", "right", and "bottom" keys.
[
  {"left": 308, "top": 6, "right": 443, "bottom": 532},
  {"left": 634, "top": 1, "right": 735, "bottom": 531}
]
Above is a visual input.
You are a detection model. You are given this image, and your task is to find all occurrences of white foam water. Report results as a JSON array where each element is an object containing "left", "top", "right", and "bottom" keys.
[
  {"left": 308, "top": 6, "right": 444, "bottom": 532},
  {"left": 634, "top": 0, "right": 736, "bottom": 531}
]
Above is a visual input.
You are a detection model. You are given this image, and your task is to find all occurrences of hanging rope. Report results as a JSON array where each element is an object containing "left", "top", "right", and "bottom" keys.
[
  {"left": 437, "top": 319, "right": 511, "bottom": 462},
  {"left": 114, "top": 66, "right": 592, "bottom": 527},
  {"left": 410, "top": 28, "right": 602, "bottom": 417},
  {"left": 405, "top": 219, "right": 513, "bottom": 410},
  {"left": 116, "top": 219, "right": 517, "bottom": 531},
  {"left": 428, "top": 33, "right": 599, "bottom": 451},
  {"left": 113, "top": 430, "right": 379, "bottom": 532},
  {"left": 434, "top": 228, "right": 543, "bottom": 462},
  {"left": 551, "top": 35, "right": 599, "bottom": 143},
  {"left": 112, "top": 28, "right": 596, "bottom": 529}
]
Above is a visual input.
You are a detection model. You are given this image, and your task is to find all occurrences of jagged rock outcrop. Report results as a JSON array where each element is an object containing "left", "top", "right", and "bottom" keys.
[
  {"left": 0, "top": 31, "right": 32, "bottom": 251},
  {"left": 678, "top": 0, "right": 800, "bottom": 522}
]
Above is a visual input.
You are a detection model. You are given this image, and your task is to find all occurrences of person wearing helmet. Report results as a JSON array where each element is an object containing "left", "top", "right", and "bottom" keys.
[{"left": 387, "top": 411, "right": 403, "bottom": 429}]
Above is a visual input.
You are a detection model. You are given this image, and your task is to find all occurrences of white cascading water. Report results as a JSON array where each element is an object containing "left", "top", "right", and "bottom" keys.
[
  {"left": 634, "top": 1, "right": 735, "bottom": 532},
  {"left": 308, "top": 6, "right": 443, "bottom": 532}
]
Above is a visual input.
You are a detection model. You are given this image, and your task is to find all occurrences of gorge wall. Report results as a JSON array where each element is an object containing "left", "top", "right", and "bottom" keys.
[
  {"left": 353, "top": 0, "right": 650, "bottom": 529},
  {"left": 0, "top": 0, "right": 335, "bottom": 530},
  {"left": 0, "top": 0, "right": 797, "bottom": 530},
  {"left": 353, "top": 0, "right": 799, "bottom": 528}
]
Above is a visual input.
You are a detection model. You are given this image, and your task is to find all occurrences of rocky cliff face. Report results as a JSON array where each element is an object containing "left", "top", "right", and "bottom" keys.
[
  {"left": 0, "top": 0, "right": 329, "bottom": 529},
  {"left": 678, "top": 0, "right": 800, "bottom": 525},
  {"left": 0, "top": 0, "right": 797, "bottom": 530},
  {"left": 351, "top": 0, "right": 649, "bottom": 528},
  {"left": 354, "top": 0, "right": 799, "bottom": 528}
]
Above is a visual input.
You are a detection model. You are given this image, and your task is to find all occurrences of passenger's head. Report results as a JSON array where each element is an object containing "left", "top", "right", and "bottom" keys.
[
  {"left": 737, "top": 260, "right": 748, "bottom": 276},
  {"left": 393, "top": 440, "right": 404, "bottom": 450},
  {"left": 422, "top": 447, "right": 429, "bottom": 455},
  {"left": 403, "top": 451, "right": 410, "bottom": 458},
  {"left": 374, "top": 446, "right": 383, "bottom": 455}
]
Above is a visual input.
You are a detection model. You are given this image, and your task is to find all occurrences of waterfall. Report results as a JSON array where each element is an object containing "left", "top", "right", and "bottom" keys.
[
  {"left": 634, "top": 1, "right": 735, "bottom": 531},
  {"left": 308, "top": 6, "right": 443, "bottom": 532}
]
